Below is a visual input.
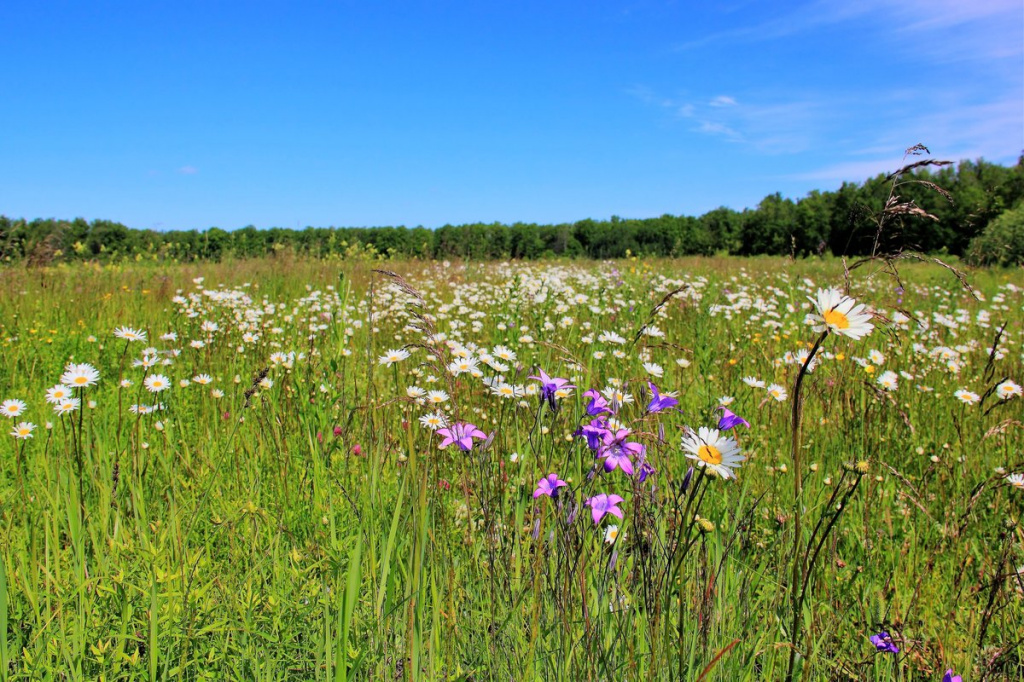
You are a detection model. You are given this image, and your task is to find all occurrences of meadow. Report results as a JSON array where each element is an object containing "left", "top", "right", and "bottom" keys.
[{"left": 0, "top": 255, "right": 1021, "bottom": 681}]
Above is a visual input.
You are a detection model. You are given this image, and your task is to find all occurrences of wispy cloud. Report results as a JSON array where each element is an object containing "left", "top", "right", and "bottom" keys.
[
  {"left": 709, "top": 95, "right": 737, "bottom": 107},
  {"left": 178, "top": 165, "right": 199, "bottom": 175},
  {"left": 675, "top": 0, "right": 1022, "bottom": 62}
]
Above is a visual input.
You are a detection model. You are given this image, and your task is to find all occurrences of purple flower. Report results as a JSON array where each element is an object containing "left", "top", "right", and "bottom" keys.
[
  {"left": 870, "top": 632, "right": 899, "bottom": 654},
  {"left": 680, "top": 466, "right": 694, "bottom": 493},
  {"left": 715, "top": 406, "right": 750, "bottom": 431},
  {"left": 436, "top": 422, "right": 488, "bottom": 452},
  {"left": 637, "top": 454, "right": 656, "bottom": 483},
  {"left": 599, "top": 428, "right": 643, "bottom": 476},
  {"left": 585, "top": 493, "right": 624, "bottom": 525},
  {"left": 528, "top": 368, "right": 574, "bottom": 404},
  {"left": 942, "top": 671, "right": 961, "bottom": 682},
  {"left": 578, "top": 418, "right": 610, "bottom": 452},
  {"left": 583, "top": 389, "right": 611, "bottom": 416},
  {"left": 646, "top": 382, "right": 679, "bottom": 414},
  {"left": 533, "top": 473, "right": 568, "bottom": 499}
]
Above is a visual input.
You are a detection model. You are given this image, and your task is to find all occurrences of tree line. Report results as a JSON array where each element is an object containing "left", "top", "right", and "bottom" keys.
[{"left": 2, "top": 157, "right": 1022, "bottom": 265}]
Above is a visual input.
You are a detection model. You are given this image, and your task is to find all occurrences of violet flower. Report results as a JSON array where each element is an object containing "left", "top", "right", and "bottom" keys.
[
  {"left": 716, "top": 405, "right": 750, "bottom": 431},
  {"left": 436, "top": 422, "right": 488, "bottom": 452},
  {"left": 870, "top": 632, "right": 899, "bottom": 654},
  {"left": 599, "top": 428, "right": 643, "bottom": 475},
  {"left": 529, "top": 368, "right": 574, "bottom": 404},
  {"left": 583, "top": 388, "right": 611, "bottom": 416},
  {"left": 942, "top": 670, "right": 961, "bottom": 682},
  {"left": 533, "top": 473, "right": 568, "bottom": 499},
  {"left": 578, "top": 418, "right": 610, "bottom": 452},
  {"left": 585, "top": 493, "right": 624, "bottom": 524},
  {"left": 646, "top": 382, "right": 679, "bottom": 414}
]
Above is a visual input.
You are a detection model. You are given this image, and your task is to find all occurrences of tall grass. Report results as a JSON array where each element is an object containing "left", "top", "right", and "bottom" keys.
[{"left": 0, "top": 255, "right": 1020, "bottom": 680}]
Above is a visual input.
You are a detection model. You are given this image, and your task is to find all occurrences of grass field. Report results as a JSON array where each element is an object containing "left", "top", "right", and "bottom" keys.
[{"left": 0, "top": 255, "right": 1021, "bottom": 681}]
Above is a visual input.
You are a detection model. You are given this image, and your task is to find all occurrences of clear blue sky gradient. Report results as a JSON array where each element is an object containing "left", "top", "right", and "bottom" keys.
[{"left": 1, "top": 1, "right": 1021, "bottom": 231}]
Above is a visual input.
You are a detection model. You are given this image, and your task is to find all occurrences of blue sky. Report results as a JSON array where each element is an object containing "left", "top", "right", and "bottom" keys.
[{"left": 1, "top": 1, "right": 1021, "bottom": 231}]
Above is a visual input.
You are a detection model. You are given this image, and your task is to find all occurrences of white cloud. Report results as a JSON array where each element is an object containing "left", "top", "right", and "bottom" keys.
[
  {"left": 178, "top": 165, "right": 199, "bottom": 175},
  {"left": 709, "top": 95, "right": 737, "bottom": 107}
]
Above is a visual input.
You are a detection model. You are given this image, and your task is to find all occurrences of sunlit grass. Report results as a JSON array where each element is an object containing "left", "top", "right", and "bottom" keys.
[{"left": 0, "top": 255, "right": 1020, "bottom": 680}]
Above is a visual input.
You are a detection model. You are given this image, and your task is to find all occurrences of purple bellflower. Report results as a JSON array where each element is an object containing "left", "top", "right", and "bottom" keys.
[
  {"left": 870, "top": 632, "right": 899, "bottom": 654},
  {"left": 529, "top": 369, "right": 574, "bottom": 405},
  {"left": 942, "top": 670, "right": 961, "bottom": 682},
  {"left": 533, "top": 473, "right": 568, "bottom": 499},
  {"left": 716, "top": 405, "right": 750, "bottom": 431},
  {"left": 646, "top": 382, "right": 679, "bottom": 414},
  {"left": 585, "top": 493, "right": 624, "bottom": 524},
  {"left": 578, "top": 418, "right": 610, "bottom": 452},
  {"left": 436, "top": 422, "right": 488, "bottom": 452},
  {"left": 583, "top": 388, "right": 612, "bottom": 416},
  {"left": 599, "top": 428, "right": 643, "bottom": 475}
]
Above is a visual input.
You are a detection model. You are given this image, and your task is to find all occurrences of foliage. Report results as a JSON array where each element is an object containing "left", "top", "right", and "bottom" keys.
[
  {"left": 2, "top": 156, "right": 1022, "bottom": 265},
  {"left": 966, "top": 202, "right": 1024, "bottom": 267},
  {"left": 0, "top": 256, "right": 1020, "bottom": 680}
]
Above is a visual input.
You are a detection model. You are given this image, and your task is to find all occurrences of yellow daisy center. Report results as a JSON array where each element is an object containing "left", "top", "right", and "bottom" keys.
[
  {"left": 823, "top": 308, "right": 850, "bottom": 330},
  {"left": 697, "top": 444, "right": 723, "bottom": 465},
  {"left": 73, "top": 376, "right": 88, "bottom": 385}
]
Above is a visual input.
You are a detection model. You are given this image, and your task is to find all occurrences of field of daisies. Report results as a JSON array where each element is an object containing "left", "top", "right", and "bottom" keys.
[{"left": 0, "top": 256, "right": 1021, "bottom": 681}]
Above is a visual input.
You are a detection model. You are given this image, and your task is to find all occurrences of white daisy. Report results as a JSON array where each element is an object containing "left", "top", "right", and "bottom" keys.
[
  {"left": 953, "top": 389, "right": 979, "bottom": 405},
  {"left": 1, "top": 399, "right": 27, "bottom": 418},
  {"left": 681, "top": 426, "right": 746, "bottom": 480},
  {"left": 995, "top": 380, "right": 1021, "bottom": 401},
  {"left": 61, "top": 363, "right": 100, "bottom": 388},
  {"left": 113, "top": 326, "right": 147, "bottom": 342},
  {"left": 144, "top": 374, "right": 172, "bottom": 393},
  {"left": 9, "top": 421, "right": 35, "bottom": 439},
  {"left": 378, "top": 348, "right": 411, "bottom": 366},
  {"left": 877, "top": 370, "right": 899, "bottom": 391},
  {"left": 808, "top": 288, "right": 874, "bottom": 340}
]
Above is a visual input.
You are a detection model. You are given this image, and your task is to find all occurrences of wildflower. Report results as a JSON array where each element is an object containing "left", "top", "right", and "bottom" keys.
[
  {"left": 378, "top": 348, "right": 411, "bottom": 366},
  {"left": 193, "top": 374, "right": 213, "bottom": 385},
  {"left": 533, "top": 473, "right": 567, "bottom": 498},
  {"left": 869, "top": 631, "right": 899, "bottom": 654},
  {"left": 767, "top": 384, "right": 788, "bottom": 401},
  {"left": 996, "top": 379, "right": 1022, "bottom": 400},
  {"left": 877, "top": 370, "right": 899, "bottom": 391},
  {"left": 436, "top": 422, "right": 487, "bottom": 452},
  {"left": 942, "top": 670, "right": 962, "bottom": 682},
  {"left": 61, "top": 363, "right": 100, "bottom": 388},
  {"left": 808, "top": 288, "right": 874, "bottom": 339},
  {"left": 1006, "top": 473, "right": 1024, "bottom": 490},
  {"left": 599, "top": 429, "right": 643, "bottom": 475},
  {"left": 953, "top": 389, "right": 979, "bottom": 405},
  {"left": 529, "top": 368, "right": 574, "bottom": 406},
  {"left": 113, "top": 326, "right": 147, "bottom": 342},
  {"left": 643, "top": 362, "right": 664, "bottom": 378},
  {"left": 211, "top": 389, "right": 224, "bottom": 399},
  {"left": 585, "top": 493, "right": 624, "bottom": 524},
  {"left": 419, "top": 412, "right": 447, "bottom": 430},
  {"left": 1, "top": 399, "right": 27, "bottom": 418},
  {"left": 743, "top": 376, "right": 765, "bottom": 388},
  {"left": 45, "top": 385, "right": 73, "bottom": 403},
  {"left": 716, "top": 406, "right": 750, "bottom": 430},
  {"left": 646, "top": 383, "right": 678, "bottom": 414},
  {"left": 681, "top": 426, "right": 745, "bottom": 480},
  {"left": 868, "top": 349, "right": 885, "bottom": 365},
  {"left": 54, "top": 398, "right": 81, "bottom": 416},
  {"left": 604, "top": 525, "right": 620, "bottom": 544},
  {"left": 10, "top": 421, "right": 35, "bottom": 439},
  {"left": 144, "top": 375, "right": 171, "bottom": 393},
  {"left": 426, "top": 390, "right": 449, "bottom": 405},
  {"left": 583, "top": 389, "right": 612, "bottom": 416}
]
